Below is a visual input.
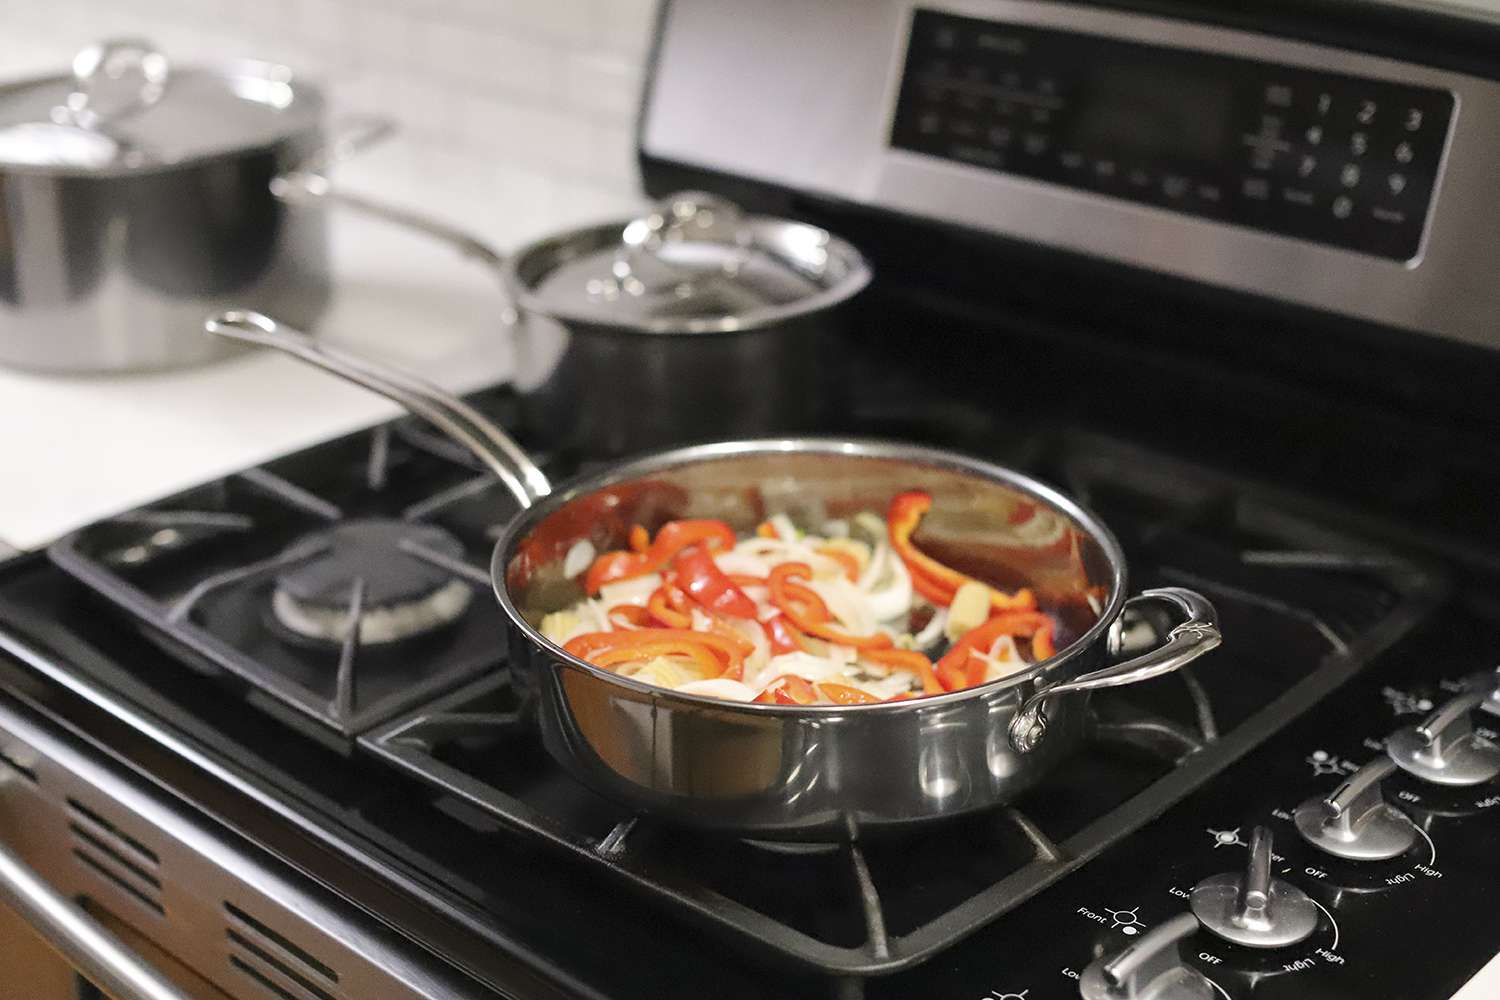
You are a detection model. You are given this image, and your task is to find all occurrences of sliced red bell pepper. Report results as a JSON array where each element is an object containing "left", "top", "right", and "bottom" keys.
[
  {"left": 935, "top": 611, "right": 1053, "bottom": 690},
  {"left": 583, "top": 519, "right": 738, "bottom": 594},
  {"left": 887, "top": 491, "right": 1037, "bottom": 612},
  {"left": 767, "top": 562, "right": 892, "bottom": 650},
  {"left": 674, "top": 545, "right": 758, "bottom": 618},
  {"left": 763, "top": 613, "right": 809, "bottom": 655},
  {"left": 862, "top": 648, "right": 944, "bottom": 695}
]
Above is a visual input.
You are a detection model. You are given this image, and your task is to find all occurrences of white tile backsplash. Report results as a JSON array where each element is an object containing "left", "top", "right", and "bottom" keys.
[{"left": 0, "top": 0, "right": 657, "bottom": 248}]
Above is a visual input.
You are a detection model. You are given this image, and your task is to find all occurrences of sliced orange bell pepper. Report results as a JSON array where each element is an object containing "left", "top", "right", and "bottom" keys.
[
  {"left": 590, "top": 641, "right": 722, "bottom": 675},
  {"left": 563, "top": 629, "right": 750, "bottom": 679},
  {"left": 755, "top": 674, "right": 819, "bottom": 704},
  {"left": 608, "top": 604, "right": 651, "bottom": 628},
  {"left": 862, "top": 648, "right": 944, "bottom": 695},
  {"left": 817, "top": 682, "right": 879, "bottom": 705},
  {"left": 767, "top": 563, "right": 893, "bottom": 650},
  {"left": 647, "top": 585, "right": 693, "bottom": 628},
  {"left": 887, "top": 492, "right": 1036, "bottom": 612},
  {"left": 816, "top": 546, "right": 861, "bottom": 582},
  {"left": 628, "top": 524, "right": 650, "bottom": 553}
]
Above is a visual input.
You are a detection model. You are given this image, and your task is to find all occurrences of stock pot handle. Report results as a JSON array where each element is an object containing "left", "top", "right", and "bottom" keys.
[
  {"left": 203, "top": 311, "right": 552, "bottom": 507},
  {"left": 1008, "top": 587, "right": 1222, "bottom": 753}
]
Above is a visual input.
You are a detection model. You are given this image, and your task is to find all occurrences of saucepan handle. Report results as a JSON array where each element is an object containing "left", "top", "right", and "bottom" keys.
[
  {"left": 203, "top": 310, "right": 551, "bottom": 507},
  {"left": 270, "top": 114, "right": 507, "bottom": 272},
  {"left": 1008, "top": 587, "right": 1222, "bottom": 753}
]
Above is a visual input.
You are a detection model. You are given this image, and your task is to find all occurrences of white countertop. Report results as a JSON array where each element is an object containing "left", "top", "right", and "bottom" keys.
[{"left": 0, "top": 158, "right": 643, "bottom": 553}]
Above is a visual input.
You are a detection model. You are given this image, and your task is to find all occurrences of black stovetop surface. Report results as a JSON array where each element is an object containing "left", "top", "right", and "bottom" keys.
[{"left": 2, "top": 368, "right": 1498, "bottom": 999}]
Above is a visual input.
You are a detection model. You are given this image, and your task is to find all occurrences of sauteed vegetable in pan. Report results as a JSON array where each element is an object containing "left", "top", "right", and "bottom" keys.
[{"left": 541, "top": 493, "right": 1072, "bottom": 704}]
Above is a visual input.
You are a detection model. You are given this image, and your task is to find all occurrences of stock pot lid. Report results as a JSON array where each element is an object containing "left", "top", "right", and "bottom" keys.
[
  {"left": 522, "top": 191, "right": 871, "bottom": 333},
  {"left": 0, "top": 39, "right": 320, "bottom": 172}
]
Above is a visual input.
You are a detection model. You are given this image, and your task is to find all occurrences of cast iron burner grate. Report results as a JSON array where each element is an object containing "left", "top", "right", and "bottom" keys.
[
  {"left": 48, "top": 390, "right": 525, "bottom": 743},
  {"left": 356, "top": 434, "right": 1441, "bottom": 981}
]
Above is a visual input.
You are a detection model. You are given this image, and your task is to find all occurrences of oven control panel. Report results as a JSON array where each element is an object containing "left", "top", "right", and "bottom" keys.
[{"left": 889, "top": 9, "right": 1456, "bottom": 261}]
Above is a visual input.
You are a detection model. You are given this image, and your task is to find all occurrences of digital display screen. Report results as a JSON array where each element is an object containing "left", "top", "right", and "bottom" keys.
[{"left": 1066, "top": 67, "right": 1230, "bottom": 164}]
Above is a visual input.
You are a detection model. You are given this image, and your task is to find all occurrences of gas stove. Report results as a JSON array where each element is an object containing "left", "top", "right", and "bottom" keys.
[
  {"left": 6, "top": 2, "right": 1500, "bottom": 999},
  {"left": 1, "top": 379, "right": 1498, "bottom": 999}
]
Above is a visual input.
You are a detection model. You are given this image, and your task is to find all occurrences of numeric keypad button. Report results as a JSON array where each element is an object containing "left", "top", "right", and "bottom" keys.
[{"left": 1395, "top": 141, "right": 1414, "bottom": 164}]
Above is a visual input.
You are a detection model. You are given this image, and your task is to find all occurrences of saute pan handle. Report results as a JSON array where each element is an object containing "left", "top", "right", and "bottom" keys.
[
  {"left": 1008, "top": 587, "right": 1222, "bottom": 753},
  {"left": 203, "top": 310, "right": 551, "bottom": 508},
  {"left": 270, "top": 115, "right": 507, "bottom": 272}
]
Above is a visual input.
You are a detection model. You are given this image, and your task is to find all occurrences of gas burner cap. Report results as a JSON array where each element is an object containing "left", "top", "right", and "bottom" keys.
[{"left": 271, "top": 520, "right": 473, "bottom": 646}]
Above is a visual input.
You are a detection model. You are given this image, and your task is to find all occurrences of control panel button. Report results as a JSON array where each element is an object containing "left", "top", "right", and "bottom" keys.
[
  {"left": 1388, "top": 691, "right": 1500, "bottom": 786},
  {"left": 1242, "top": 177, "right": 1270, "bottom": 200},
  {"left": 1294, "top": 756, "right": 1416, "bottom": 859},
  {"left": 1305, "top": 125, "right": 1323, "bottom": 146},
  {"left": 1356, "top": 98, "right": 1378, "bottom": 125},
  {"left": 1387, "top": 173, "right": 1407, "bottom": 195},
  {"left": 1190, "top": 826, "right": 1319, "bottom": 949},
  {"left": 1332, "top": 195, "right": 1353, "bottom": 219},
  {"left": 1395, "top": 141, "right": 1415, "bottom": 164},
  {"left": 1350, "top": 131, "right": 1369, "bottom": 156},
  {"left": 1339, "top": 163, "right": 1360, "bottom": 188},
  {"left": 1404, "top": 107, "right": 1424, "bottom": 131},
  {"left": 1078, "top": 912, "right": 1214, "bottom": 1000}
]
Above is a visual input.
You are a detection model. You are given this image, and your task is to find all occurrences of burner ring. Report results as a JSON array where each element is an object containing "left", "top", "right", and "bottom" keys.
[{"left": 271, "top": 520, "right": 474, "bottom": 646}]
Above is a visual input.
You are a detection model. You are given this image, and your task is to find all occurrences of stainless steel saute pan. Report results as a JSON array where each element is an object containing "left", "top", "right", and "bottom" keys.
[{"left": 206, "top": 310, "right": 1223, "bottom": 839}]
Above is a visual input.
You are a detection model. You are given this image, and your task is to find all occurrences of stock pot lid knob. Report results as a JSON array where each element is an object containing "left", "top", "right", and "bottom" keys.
[{"left": 1078, "top": 911, "right": 1214, "bottom": 1000}]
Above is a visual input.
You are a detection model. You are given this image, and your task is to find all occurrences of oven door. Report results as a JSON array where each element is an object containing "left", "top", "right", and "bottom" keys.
[{"left": 0, "top": 844, "right": 212, "bottom": 1000}]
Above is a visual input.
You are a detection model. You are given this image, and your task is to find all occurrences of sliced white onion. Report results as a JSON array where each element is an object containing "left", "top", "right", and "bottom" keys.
[
  {"left": 865, "top": 550, "right": 913, "bottom": 623},
  {"left": 597, "top": 573, "right": 662, "bottom": 608},
  {"left": 562, "top": 539, "right": 596, "bottom": 579},
  {"left": 676, "top": 678, "right": 758, "bottom": 701}
]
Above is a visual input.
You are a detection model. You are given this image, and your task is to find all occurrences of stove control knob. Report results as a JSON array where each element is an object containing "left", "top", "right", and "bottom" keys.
[
  {"left": 1191, "top": 825, "right": 1318, "bottom": 949},
  {"left": 1294, "top": 756, "right": 1416, "bottom": 860},
  {"left": 1079, "top": 912, "right": 1214, "bottom": 1000},
  {"left": 1387, "top": 691, "right": 1500, "bottom": 786}
]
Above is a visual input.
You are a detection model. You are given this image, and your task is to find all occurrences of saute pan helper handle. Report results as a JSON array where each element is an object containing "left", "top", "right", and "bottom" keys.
[
  {"left": 1008, "top": 587, "right": 1222, "bottom": 753},
  {"left": 204, "top": 311, "right": 549, "bottom": 507},
  {"left": 269, "top": 115, "right": 507, "bottom": 272}
]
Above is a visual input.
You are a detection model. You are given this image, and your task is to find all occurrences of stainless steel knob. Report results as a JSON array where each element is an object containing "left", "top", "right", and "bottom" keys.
[
  {"left": 1191, "top": 825, "right": 1319, "bottom": 949},
  {"left": 1387, "top": 691, "right": 1500, "bottom": 787},
  {"left": 1294, "top": 756, "right": 1416, "bottom": 860},
  {"left": 1079, "top": 912, "right": 1214, "bottom": 1000}
]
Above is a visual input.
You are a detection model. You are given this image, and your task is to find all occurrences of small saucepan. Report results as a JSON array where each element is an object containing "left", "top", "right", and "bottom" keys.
[
  {"left": 206, "top": 310, "right": 1223, "bottom": 839},
  {"left": 275, "top": 184, "right": 873, "bottom": 457}
]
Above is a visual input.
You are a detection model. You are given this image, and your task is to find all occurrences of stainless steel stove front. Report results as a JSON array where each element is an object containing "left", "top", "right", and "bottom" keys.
[{"left": 0, "top": 693, "right": 492, "bottom": 1000}]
